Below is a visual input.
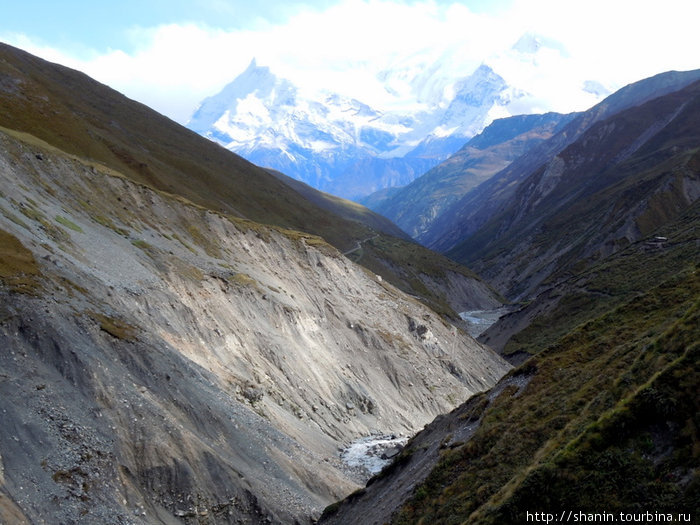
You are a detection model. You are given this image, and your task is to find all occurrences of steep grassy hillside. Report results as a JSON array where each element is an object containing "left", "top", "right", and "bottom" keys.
[
  {"left": 0, "top": 42, "right": 499, "bottom": 318},
  {"left": 321, "top": 207, "right": 699, "bottom": 525},
  {"left": 267, "top": 168, "right": 412, "bottom": 240},
  {"left": 394, "top": 263, "right": 698, "bottom": 524}
]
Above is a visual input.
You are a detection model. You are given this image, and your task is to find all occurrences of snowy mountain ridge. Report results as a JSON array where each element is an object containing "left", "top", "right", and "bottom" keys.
[
  {"left": 188, "top": 60, "right": 514, "bottom": 199},
  {"left": 187, "top": 36, "right": 609, "bottom": 200}
]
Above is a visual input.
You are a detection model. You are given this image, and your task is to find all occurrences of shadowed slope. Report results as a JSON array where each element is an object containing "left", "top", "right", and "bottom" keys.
[
  {"left": 320, "top": 185, "right": 699, "bottom": 525},
  {"left": 424, "top": 69, "right": 700, "bottom": 254},
  {"left": 450, "top": 79, "right": 700, "bottom": 300},
  {"left": 366, "top": 112, "right": 575, "bottom": 241},
  {"left": 318, "top": 73, "right": 700, "bottom": 525}
]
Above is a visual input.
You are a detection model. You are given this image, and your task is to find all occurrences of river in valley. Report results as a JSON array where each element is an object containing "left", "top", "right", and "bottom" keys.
[
  {"left": 341, "top": 434, "right": 409, "bottom": 476},
  {"left": 459, "top": 307, "right": 509, "bottom": 338}
]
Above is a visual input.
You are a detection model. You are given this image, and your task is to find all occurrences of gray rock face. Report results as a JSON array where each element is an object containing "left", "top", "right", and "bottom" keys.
[{"left": 0, "top": 128, "right": 510, "bottom": 523}]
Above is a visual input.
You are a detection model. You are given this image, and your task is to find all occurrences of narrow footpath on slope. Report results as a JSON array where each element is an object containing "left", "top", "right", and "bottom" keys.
[{"left": 342, "top": 234, "right": 379, "bottom": 256}]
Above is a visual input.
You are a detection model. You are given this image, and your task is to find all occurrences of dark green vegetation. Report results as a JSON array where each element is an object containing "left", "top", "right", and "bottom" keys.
[
  {"left": 0, "top": 42, "right": 497, "bottom": 318},
  {"left": 320, "top": 76, "right": 699, "bottom": 525},
  {"left": 393, "top": 249, "right": 698, "bottom": 524},
  {"left": 54, "top": 215, "right": 83, "bottom": 233}
]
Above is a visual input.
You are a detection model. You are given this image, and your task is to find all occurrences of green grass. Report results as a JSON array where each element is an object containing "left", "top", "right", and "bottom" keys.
[
  {"left": 0, "top": 205, "right": 30, "bottom": 229},
  {"left": 55, "top": 215, "right": 83, "bottom": 233},
  {"left": 18, "top": 204, "right": 44, "bottom": 222}
]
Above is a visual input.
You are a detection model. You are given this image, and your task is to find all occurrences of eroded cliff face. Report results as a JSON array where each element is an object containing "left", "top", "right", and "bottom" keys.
[{"left": 0, "top": 128, "right": 510, "bottom": 524}]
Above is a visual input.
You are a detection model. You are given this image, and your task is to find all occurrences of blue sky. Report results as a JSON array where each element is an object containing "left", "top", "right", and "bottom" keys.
[
  {"left": 3, "top": 0, "right": 509, "bottom": 53},
  {"left": 2, "top": 1, "right": 323, "bottom": 53},
  {"left": 2, "top": 0, "right": 698, "bottom": 123}
]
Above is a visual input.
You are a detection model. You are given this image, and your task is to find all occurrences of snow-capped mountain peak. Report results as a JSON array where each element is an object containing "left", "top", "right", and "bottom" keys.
[
  {"left": 187, "top": 58, "right": 296, "bottom": 142},
  {"left": 186, "top": 49, "right": 606, "bottom": 199}
]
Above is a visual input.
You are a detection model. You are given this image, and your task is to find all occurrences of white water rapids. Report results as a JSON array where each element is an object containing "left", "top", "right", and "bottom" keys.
[{"left": 341, "top": 434, "right": 409, "bottom": 475}]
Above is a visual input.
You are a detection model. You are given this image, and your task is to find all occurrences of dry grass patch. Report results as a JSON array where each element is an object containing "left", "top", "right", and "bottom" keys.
[
  {"left": 0, "top": 229, "right": 41, "bottom": 293},
  {"left": 87, "top": 311, "right": 137, "bottom": 341}
]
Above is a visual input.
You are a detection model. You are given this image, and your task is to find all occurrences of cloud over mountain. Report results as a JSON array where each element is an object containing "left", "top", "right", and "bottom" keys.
[{"left": 3, "top": 0, "right": 698, "bottom": 123}]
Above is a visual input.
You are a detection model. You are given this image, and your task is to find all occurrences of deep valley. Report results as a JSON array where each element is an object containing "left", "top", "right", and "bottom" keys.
[{"left": 0, "top": 41, "right": 697, "bottom": 525}]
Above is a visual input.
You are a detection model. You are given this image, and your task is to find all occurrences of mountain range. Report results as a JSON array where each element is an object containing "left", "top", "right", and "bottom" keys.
[
  {"left": 429, "top": 71, "right": 700, "bottom": 249},
  {"left": 186, "top": 34, "right": 609, "bottom": 200},
  {"left": 186, "top": 60, "right": 508, "bottom": 200},
  {"left": 0, "top": 41, "right": 697, "bottom": 525},
  {"left": 362, "top": 111, "right": 577, "bottom": 239}
]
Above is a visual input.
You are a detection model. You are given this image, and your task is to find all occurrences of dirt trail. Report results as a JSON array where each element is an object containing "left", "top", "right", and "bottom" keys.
[{"left": 343, "top": 234, "right": 379, "bottom": 256}]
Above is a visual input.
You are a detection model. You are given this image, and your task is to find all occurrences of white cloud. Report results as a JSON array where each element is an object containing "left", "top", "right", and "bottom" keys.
[
  {"left": 3, "top": 0, "right": 699, "bottom": 123},
  {"left": 504, "top": 0, "right": 700, "bottom": 85}
]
